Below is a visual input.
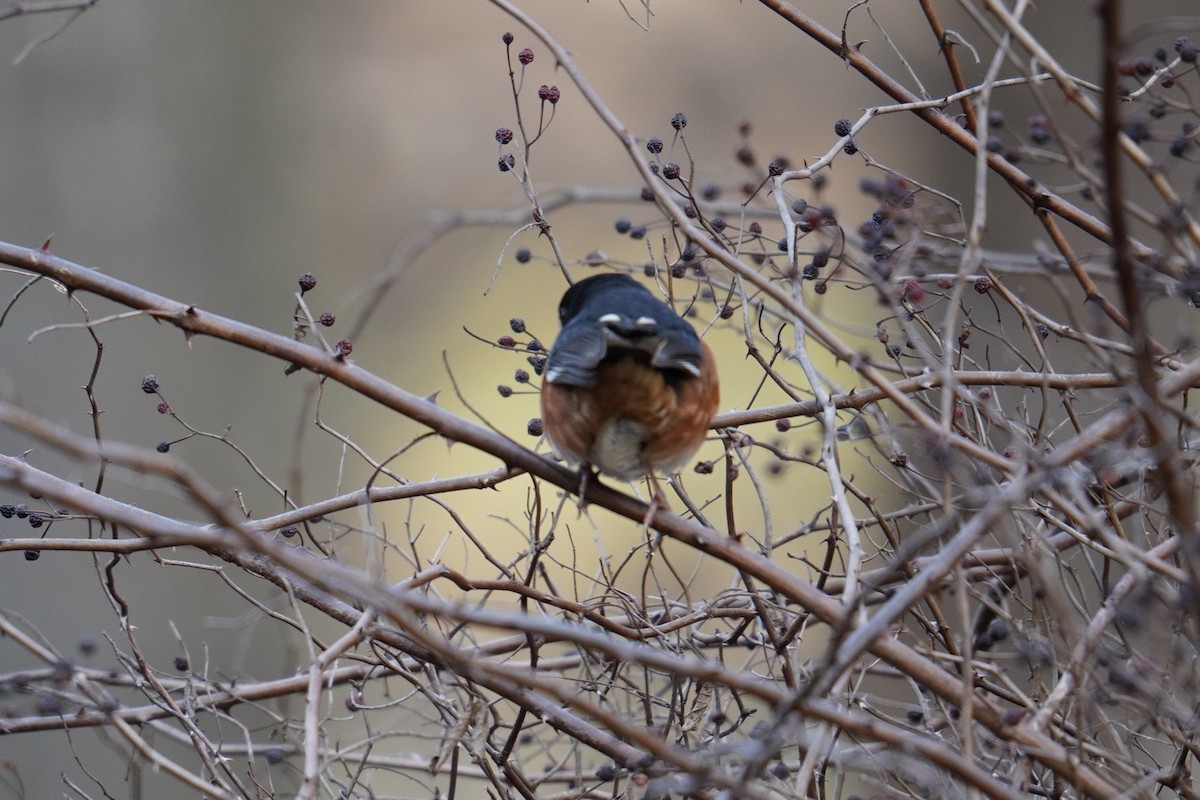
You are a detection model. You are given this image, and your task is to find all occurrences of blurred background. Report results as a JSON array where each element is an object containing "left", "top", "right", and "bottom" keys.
[{"left": 1, "top": 1, "right": 1196, "bottom": 796}]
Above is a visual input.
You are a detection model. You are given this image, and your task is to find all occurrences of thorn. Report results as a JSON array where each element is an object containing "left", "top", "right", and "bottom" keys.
[{"left": 39, "top": 236, "right": 53, "bottom": 253}]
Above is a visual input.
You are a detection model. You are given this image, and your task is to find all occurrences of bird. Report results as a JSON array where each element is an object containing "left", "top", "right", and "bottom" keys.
[{"left": 539, "top": 272, "right": 719, "bottom": 501}]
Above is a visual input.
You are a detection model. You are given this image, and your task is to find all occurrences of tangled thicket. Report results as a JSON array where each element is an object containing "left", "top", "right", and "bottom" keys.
[{"left": 2, "top": 2, "right": 1199, "bottom": 798}]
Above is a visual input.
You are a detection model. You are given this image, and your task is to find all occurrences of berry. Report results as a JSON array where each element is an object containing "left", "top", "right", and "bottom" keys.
[
  {"left": 538, "top": 85, "right": 560, "bottom": 104},
  {"left": 28, "top": 514, "right": 44, "bottom": 529},
  {"left": 629, "top": 225, "right": 647, "bottom": 240},
  {"left": 517, "top": 48, "right": 534, "bottom": 65},
  {"left": 502, "top": 32, "right": 514, "bottom": 45},
  {"left": 646, "top": 136, "right": 663, "bottom": 154},
  {"left": 0, "top": 503, "right": 15, "bottom": 518},
  {"left": 526, "top": 339, "right": 543, "bottom": 352},
  {"left": 974, "top": 276, "right": 993, "bottom": 293},
  {"left": 495, "top": 127, "right": 513, "bottom": 144},
  {"left": 140, "top": 375, "right": 159, "bottom": 394},
  {"left": 843, "top": 139, "right": 859, "bottom": 155},
  {"left": 156, "top": 401, "right": 170, "bottom": 414},
  {"left": 14, "top": 503, "right": 28, "bottom": 518},
  {"left": 834, "top": 118, "right": 852, "bottom": 136},
  {"left": 335, "top": 339, "right": 353, "bottom": 356},
  {"left": 498, "top": 154, "right": 516, "bottom": 172},
  {"left": 319, "top": 312, "right": 335, "bottom": 327},
  {"left": 497, "top": 385, "right": 513, "bottom": 398},
  {"left": 700, "top": 183, "right": 720, "bottom": 200},
  {"left": 987, "top": 109, "right": 1005, "bottom": 128},
  {"left": 174, "top": 656, "right": 189, "bottom": 671},
  {"left": 661, "top": 162, "right": 681, "bottom": 180},
  {"left": 24, "top": 550, "right": 39, "bottom": 561},
  {"left": 497, "top": 335, "right": 516, "bottom": 347},
  {"left": 514, "top": 369, "right": 530, "bottom": 384},
  {"left": 156, "top": 442, "right": 170, "bottom": 453},
  {"left": 775, "top": 419, "right": 791, "bottom": 432},
  {"left": 640, "top": 187, "right": 655, "bottom": 202},
  {"left": 515, "top": 247, "right": 531, "bottom": 263},
  {"left": 527, "top": 418, "right": 543, "bottom": 437},
  {"left": 509, "top": 318, "right": 526, "bottom": 333},
  {"left": 801, "top": 264, "right": 819, "bottom": 280},
  {"left": 670, "top": 112, "right": 687, "bottom": 131},
  {"left": 614, "top": 217, "right": 631, "bottom": 234},
  {"left": 298, "top": 273, "right": 317, "bottom": 293},
  {"left": 768, "top": 158, "right": 786, "bottom": 176},
  {"left": 279, "top": 525, "right": 299, "bottom": 538},
  {"left": 1175, "top": 36, "right": 1197, "bottom": 63}
]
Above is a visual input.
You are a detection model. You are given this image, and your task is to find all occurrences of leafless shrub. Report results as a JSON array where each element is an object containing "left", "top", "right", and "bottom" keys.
[{"left": 1, "top": 2, "right": 1198, "bottom": 798}]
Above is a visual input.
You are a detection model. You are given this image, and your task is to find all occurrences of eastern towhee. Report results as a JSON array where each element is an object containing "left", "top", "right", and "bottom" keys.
[{"left": 540, "top": 273, "right": 719, "bottom": 495}]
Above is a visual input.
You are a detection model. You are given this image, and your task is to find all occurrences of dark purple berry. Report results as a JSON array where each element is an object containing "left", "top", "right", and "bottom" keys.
[
  {"left": 1175, "top": 36, "right": 1197, "bottom": 63},
  {"left": 156, "top": 442, "right": 170, "bottom": 453},
  {"left": 509, "top": 318, "right": 526, "bottom": 333},
  {"left": 834, "top": 118, "right": 852, "bottom": 136},
  {"left": 14, "top": 503, "right": 28, "bottom": 518},
  {"left": 527, "top": 418, "right": 543, "bottom": 437},
  {"left": 24, "top": 550, "right": 39, "bottom": 561},
  {"left": 629, "top": 225, "right": 646, "bottom": 240},
  {"left": 987, "top": 109, "right": 1005, "bottom": 128},
  {"left": 661, "top": 163, "right": 681, "bottom": 180},
  {"left": 495, "top": 127, "right": 514, "bottom": 144},
  {"left": 526, "top": 339, "right": 543, "bottom": 352},
  {"left": 28, "top": 514, "right": 44, "bottom": 529},
  {"left": 775, "top": 419, "right": 791, "bottom": 432},
  {"left": 174, "top": 656, "right": 189, "bottom": 671},
  {"left": 974, "top": 276, "right": 993, "bottom": 293},
  {"left": 646, "top": 136, "right": 663, "bottom": 154},
  {"left": 156, "top": 401, "right": 170, "bottom": 414},
  {"left": 700, "top": 182, "right": 720, "bottom": 200},
  {"left": 298, "top": 273, "right": 317, "bottom": 293},
  {"left": 335, "top": 339, "right": 353, "bottom": 356},
  {"left": 279, "top": 525, "right": 299, "bottom": 538},
  {"left": 515, "top": 247, "right": 531, "bottom": 263},
  {"left": 497, "top": 335, "right": 516, "bottom": 347},
  {"left": 497, "top": 385, "right": 513, "bottom": 398},
  {"left": 0, "top": 503, "right": 15, "bottom": 518},
  {"left": 843, "top": 139, "right": 859, "bottom": 155},
  {"left": 768, "top": 158, "right": 786, "bottom": 176},
  {"left": 502, "top": 32, "right": 514, "bottom": 45},
  {"left": 319, "top": 312, "right": 335, "bottom": 327},
  {"left": 140, "top": 375, "right": 159, "bottom": 394},
  {"left": 514, "top": 369, "right": 530, "bottom": 384},
  {"left": 670, "top": 112, "right": 687, "bottom": 131},
  {"left": 615, "top": 218, "right": 632, "bottom": 234},
  {"left": 498, "top": 154, "right": 516, "bottom": 172},
  {"left": 802, "top": 264, "right": 819, "bottom": 280},
  {"left": 538, "top": 85, "right": 560, "bottom": 104},
  {"left": 517, "top": 48, "right": 534, "bottom": 65}
]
